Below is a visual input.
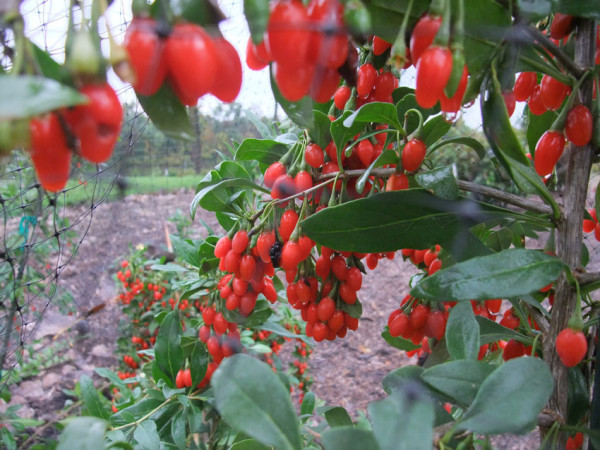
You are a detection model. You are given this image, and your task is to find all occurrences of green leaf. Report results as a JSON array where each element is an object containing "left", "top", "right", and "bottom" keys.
[
  {"left": 171, "top": 410, "right": 187, "bottom": 449},
  {"left": 411, "top": 248, "right": 564, "bottom": 302},
  {"left": 235, "top": 138, "right": 290, "bottom": 166},
  {"left": 324, "top": 407, "right": 353, "bottom": 427},
  {"left": 0, "top": 75, "right": 86, "bottom": 120},
  {"left": 244, "top": 0, "right": 270, "bottom": 43},
  {"left": 463, "top": 0, "right": 511, "bottom": 74},
  {"left": 331, "top": 111, "right": 367, "bottom": 163},
  {"left": 476, "top": 316, "right": 532, "bottom": 345},
  {"left": 344, "top": 102, "right": 403, "bottom": 131},
  {"left": 445, "top": 302, "right": 480, "bottom": 361},
  {"left": 230, "top": 439, "right": 272, "bottom": 450},
  {"left": 170, "top": 235, "right": 201, "bottom": 267},
  {"left": 189, "top": 340, "right": 208, "bottom": 388},
  {"left": 57, "top": 417, "right": 106, "bottom": 450},
  {"left": 301, "top": 392, "right": 316, "bottom": 416},
  {"left": 137, "top": 84, "right": 194, "bottom": 141},
  {"left": 31, "top": 44, "right": 71, "bottom": 84},
  {"left": 369, "top": 386, "right": 434, "bottom": 450},
  {"left": 517, "top": 0, "right": 552, "bottom": 20},
  {"left": 555, "top": 0, "right": 600, "bottom": 19},
  {"left": 428, "top": 137, "right": 486, "bottom": 160},
  {"left": 169, "top": 0, "right": 220, "bottom": 26},
  {"left": 382, "top": 366, "right": 424, "bottom": 395},
  {"left": 322, "top": 427, "right": 380, "bottom": 450},
  {"left": 217, "top": 160, "right": 251, "bottom": 180},
  {"left": 301, "top": 189, "right": 490, "bottom": 262},
  {"left": 485, "top": 227, "right": 513, "bottom": 251},
  {"left": 343, "top": 0, "right": 372, "bottom": 34},
  {"left": 421, "top": 115, "right": 452, "bottom": 148},
  {"left": 134, "top": 420, "right": 160, "bottom": 450},
  {"left": 457, "top": 357, "right": 553, "bottom": 434},
  {"left": 526, "top": 110, "right": 556, "bottom": 156},
  {"left": 382, "top": 329, "right": 420, "bottom": 351},
  {"left": 421, "top": 360, "right": 495, "bottom": 407},
  {"left": 110, "top": 398, "right": 164, "bottom": 427},
  {"left": 80, "top": 375, "right": 110, "bottom": 420},
  {"left": 192, "top": 178, "right": 269, "bottom": 214},
  {"left": 155, "top": 311, "right": 184, "bottom": 386},
  {"left": 224, "top": 298, "right": 273, "bottom": 327},
  {"left": 310, "top": 110, "right": 333, "bottom": 149},
  {"left": 212, "top": 354, "right": 302, "bottom": 450},
  {"left": 260, "top": 320, "right": 310, "bottom": 344},
  {"left": 567, "top": 367, "right": 589, "bottom": 426},
  {"left": 415, "top": 166, "right": 460, "bottom": 200}
]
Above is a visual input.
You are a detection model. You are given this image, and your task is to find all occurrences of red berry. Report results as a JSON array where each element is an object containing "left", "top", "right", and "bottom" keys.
[
  {"left": 357, "top": 63, "right": 377, "bottom": 99},
  {"left": 410, "top": 15, "right": 442, "bottom": 64},
  {"left": 210, "top": 37, "right": 242, "bottom": 103},
  {"left": 334, "top": 86, "right": 352, "bottom": 110},
  {"left": 540, "top": 75, "right": 569, "bottom": 111},
  {"left": 565, "top": 104, "right": 593, "bottom": 147},
  {"left": 402, "top": 139, "right": 427, "bottom": 172},
  {"left": 514, "top": 72, "right": 537, "bottom": 102},
  {"left": 264, "top": 162, "right": 287, "bottom": 188},
  {"left": 556, "top": 328, "right": 587, "bottom": 367},
  {"left": 534, "top": 130, "right": 565, "bottom": 176},
  {"left": 416, "top": 46, "right": 452, "bottom": 109},
  {"left": 232, "top": 230, "right": 249, "bottom": 254},
  {"left": 305, "top": 143, "right": 325, "bottom": 168},
  {"left": 373, "top": 36, "right": 391, "bottom": 56}
]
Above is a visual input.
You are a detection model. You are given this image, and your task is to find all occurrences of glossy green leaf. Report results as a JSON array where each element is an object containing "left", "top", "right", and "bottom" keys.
[
  {"left": 110, "top": 398, "right": 164, "bottom": 427},
  {"left": 463, "top": 0, "right": 511, "bottom": 74},
  {"left": 421, "top": 360, "right": 495, "bottom": 407},
  {"left": 170, "top": 235, "right": 201, "bottom": 267},
  {"left": 517, "top": 0, "right": 552, "bottom": 20},
  {"left": 155, "top": 311, "right": 184, "bottom": 386},
  {"left": 322, "top": 427, "right": 380, "bottom": 450},
  {"left": 138, "top": 84, "right": 194, "bottom": 141},
  {"left": 0, "top": 75, "right": 86, "bottom": 120},
  {"left": 567, "top": 367, "right": 589, "bottom": 425},
  {"left": 555, "top": 0, "right": 600, "bottom": 18},
  {"left": 301, "top": 189, "right": 490, "bottom": 261},
  {"left": 369, "top": 387, "right": 434, "bottom": 450},
  {"left": 244, "top": 0, "right": 270, "bottom": 43},
  {"left": 428, "top": 137, "right": 486, "bottom": 160},
  {"left": 526, "top": 110, "right": 555, "bottom": 156},
  {"left": 171, "top": 410, "right": 187, "bottom": 449},
  {"left": 230, "top": 439, "right": 272, "bottom": 450},
  {"left": 331, "top": 111, "right": 367, "bottom": 164},
  {"left": 421, "top": 116, "right": 452, "bottom": 148},
  {"left": 446, "top": 302, "right": 480, "bottom": 361},
  {"left": 260, "top": 320, "right": 310, "bottom": 344},
  {"left": 381, "top": 365, "right": 424, "bottom": 395},
  {"left": 212, "top": 354, "right": 302, "bottom": 450},
  {"left": 310, "top": 110, "right": 332, "bottom": 149},
  {"left": 411, "top": 248, "right": 564, "bottom": 302},
  {"left": 458, "top": 357, "right": 553, "bottom": 434},
  {"left": 189, "top": 340, "right": 208, "bottom": 388},
  {"left": 415, "top": 166, "right": 460, "bottom": 200},
  {"left": 344, "top": 102, "right": 403, "bottom": 131},
  {"left": 192, "top": 178, "right": 268, "bottom": 214},
  {"left": 324, "top": 407, "right": 353, "bottom": 427},
  {"left": 57, "top": 417, "right": 106, "bottom": 450},
  {"left": 485, "top": 227, "right": 513, "bottom": 252},
  {"left": 134, "top": 420, "right": 160, "bottom": 450},
  {"left": 382, "top": 329, "right": 420, "bottom": 351},
  {"left": 80, "top": 375, "right": 110, "bottom": 420},
  {"left": 169, "top": 0, "right": 221, "bottom": 26},
  {"left": 32, "top": 44, "right": 71, "bottom": 84},
  {"left": 301, "top": 391, "right": 316, "bottom": 416},
  {"left": 476, "top": 316, "right": 532, "bottom": 345},
  {"left": 235, "top": 138, "right": 289, "bottom": 166}
]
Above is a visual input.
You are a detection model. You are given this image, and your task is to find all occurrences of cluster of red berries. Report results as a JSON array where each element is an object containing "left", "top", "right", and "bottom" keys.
[
  {"left": 198, "top": 305, "right": 241, "bottom": 364},
  {"left": 29, "top": 81, "right": 122, "bottom": 192},
  {"left": 214, "top": 230, "right": 278, "bottom": 316},
  {"left": 122, "top": 355, "right": 139, "bottom": 370},
  {"left": 246, "top": 0, "right": 348, "bottom": 102},
  {"left": 124, "top": 18, "right": 241, "bottom": 105},
  {"left": 333, "top": 65, "right": 398, "bottom": 110}
]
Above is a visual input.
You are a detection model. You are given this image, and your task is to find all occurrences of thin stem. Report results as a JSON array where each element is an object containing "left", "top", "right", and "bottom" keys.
[{"left": 524, "top": 25, "right": 584, "bottom": 80}]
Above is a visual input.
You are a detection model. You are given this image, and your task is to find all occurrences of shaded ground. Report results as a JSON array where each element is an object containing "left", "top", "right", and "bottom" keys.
[{"left": 3, "top": 190, "right": 539, "bottom": 448}]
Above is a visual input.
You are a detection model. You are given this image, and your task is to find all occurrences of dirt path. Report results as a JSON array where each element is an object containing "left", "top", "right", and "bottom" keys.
[{"left": 4, "top": 190, "right": 538, "bottom": 448}]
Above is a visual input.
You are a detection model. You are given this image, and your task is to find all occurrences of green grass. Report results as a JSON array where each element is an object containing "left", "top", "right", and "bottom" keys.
[{"left": 62, "top": 174, "right": 200, "bottom": 206}]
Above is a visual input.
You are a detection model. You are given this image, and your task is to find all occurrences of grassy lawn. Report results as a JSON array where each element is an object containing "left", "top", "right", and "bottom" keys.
[{"left": 62, "top": 174, "right": 200, "bottom": 205}]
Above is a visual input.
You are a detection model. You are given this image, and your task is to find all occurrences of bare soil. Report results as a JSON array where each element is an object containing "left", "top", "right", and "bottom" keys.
[{"left": 3, "top": 190, "right": 539, "bottom": 448}]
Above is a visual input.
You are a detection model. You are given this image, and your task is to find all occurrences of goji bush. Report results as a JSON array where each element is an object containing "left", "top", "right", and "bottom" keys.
[{"left": 2, "top": 0, "right": 600, "bottom": 449}]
